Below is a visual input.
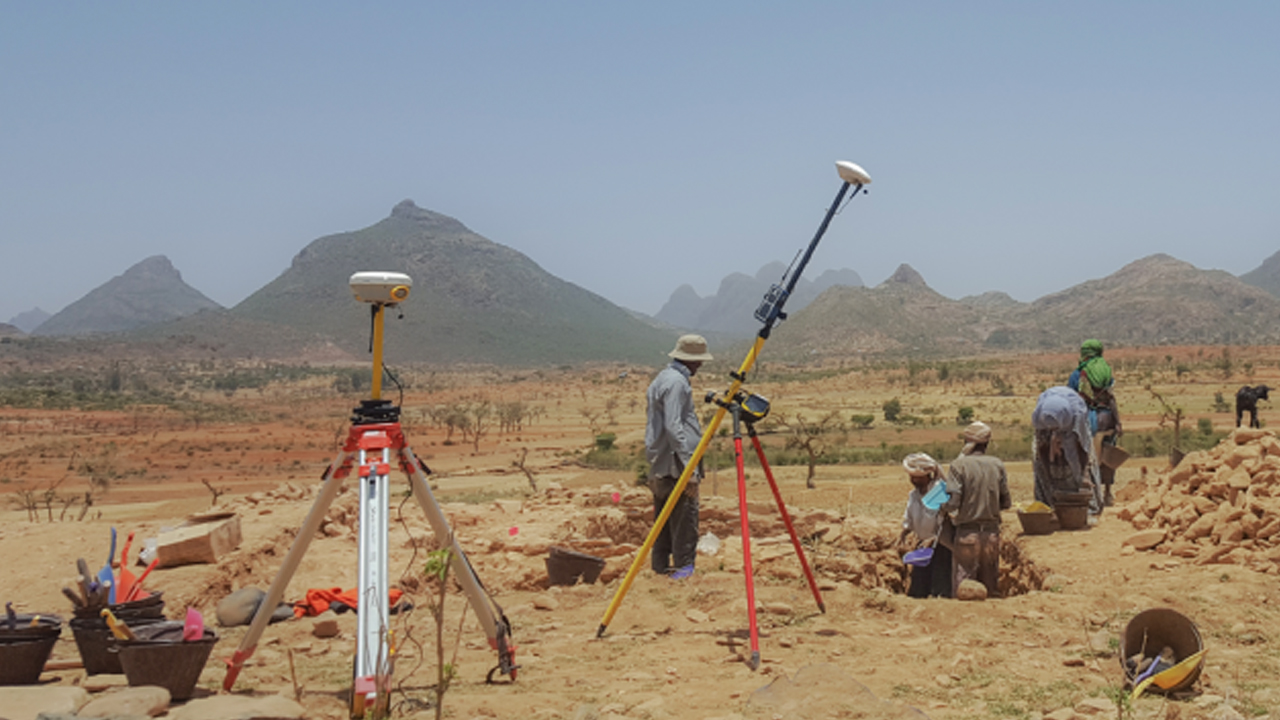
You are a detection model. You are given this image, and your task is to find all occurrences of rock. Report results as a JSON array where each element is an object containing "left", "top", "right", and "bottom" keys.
[
  {"left": 312, "top": 610, "right": 341, "bottom": 638},
  {"left": 956, "top": 579, "right": 988, "bottom": 601},
  {"left": 1207, "top": 703, "right": 1247, "bottom": 720},
  {"left": 1075, "top": 697, "right": 1116, "bottom": 714},
  {"left": 1043, "top": 708, "right": 1079, "bottom": 720},
  {"left": 0, "top": 686, "right": 90, "bottom": 720},
  {"left": 81, "top": 673, "right": 130, "bottom": 692},
  {"left": 760, "top": 602, "right": 794, "bottom": 615},
  {"left": 685, "top": 609, "right": 710, "bottom": 623},
  {"left": 532, "top": 594, "right": 559, "bottom": 611},
  {"left": 218, "top": 587, "right": 266, "bottom": 627},
  {"left": 1123, "top": 529, "right": 1167, "bottom": 551},
  {"left": 156, "top": 514, "right": 242, "bottom": 567},
  {"left": 78, "top": 686, "right": 170, "bottom": 718},
  {"left": 166, "top": 694, "right": 307, "bottom": 720}
]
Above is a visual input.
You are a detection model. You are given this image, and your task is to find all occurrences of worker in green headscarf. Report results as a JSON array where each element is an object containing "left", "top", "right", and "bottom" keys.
[{"left": 1068, "top": 339, "right": 1123, "bottom": 507}]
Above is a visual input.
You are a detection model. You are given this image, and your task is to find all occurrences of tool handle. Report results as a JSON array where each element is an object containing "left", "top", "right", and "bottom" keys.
[
  {"left": 125, "top": 559, "right": 159, "bottom": 603},
  {"left": 62, "top": 587, "right": 86, "bottom": 609}
]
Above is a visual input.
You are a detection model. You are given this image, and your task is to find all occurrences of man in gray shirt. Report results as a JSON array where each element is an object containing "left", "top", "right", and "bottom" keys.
[
  {"left": 940, "top": 421, "right": 1011, "bottom": 598},
  {"left": 645, "top": 334, "right": 713, "bottom": 580}
]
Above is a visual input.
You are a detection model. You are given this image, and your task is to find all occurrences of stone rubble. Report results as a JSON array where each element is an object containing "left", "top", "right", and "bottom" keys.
[{"left": 1116, "top": 428, "right": 1280, "bottom": 572}]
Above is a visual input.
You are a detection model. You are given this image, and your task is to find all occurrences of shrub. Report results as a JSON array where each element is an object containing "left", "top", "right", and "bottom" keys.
[{"left": 883, "top": 398, "right": 902, "bottom": 423}]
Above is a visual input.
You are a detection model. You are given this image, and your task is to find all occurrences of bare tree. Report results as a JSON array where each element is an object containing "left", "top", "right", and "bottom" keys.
[
  {"left": 774, "top": 410, "right": 844, "bottom": 489},
  {"left": 469, "top": 401, "right": 492, "bottom": 452},
  {"left": 513, "top": 448, "right": 538, "bottom": 492},
  {"left": 202, "top": 478, "right": 228, "bottom": 507}
]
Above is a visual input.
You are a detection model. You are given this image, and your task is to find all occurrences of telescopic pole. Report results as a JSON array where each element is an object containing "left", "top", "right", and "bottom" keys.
[
  {"left": 596, "top": 163, "right": 867, "bottom": 638},
  {"left": 370, "top": 304, "right": 386, "bottom": 401}
]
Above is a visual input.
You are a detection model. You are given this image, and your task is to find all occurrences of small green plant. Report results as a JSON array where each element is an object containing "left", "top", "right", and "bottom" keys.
[
  {"left": 957, "top": 406, "right": 975, "bottom": 425},
  {"left": 1198, "top": 417, "right": 1214, "bottom": 436},
  {"left": 594, "top": 432, "right": 617, "bottom": 451},
  {"left": 423, "top": 545, "right": 465, "bottom": 720},
  {"left": 1214, "top": 392, "right": 1231, "bottom": 413},
  {"left": 1100, "top": 684, "right": 1133, "bottom": 719}
]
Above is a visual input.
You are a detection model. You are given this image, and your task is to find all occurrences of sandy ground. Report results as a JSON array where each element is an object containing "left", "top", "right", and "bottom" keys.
[{"left": 3, "top": 353, "right": 1279, "bottom": 719}]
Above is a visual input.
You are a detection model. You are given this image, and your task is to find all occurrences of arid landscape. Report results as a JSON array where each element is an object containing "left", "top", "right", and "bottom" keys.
[{"left": 2, "top": 345, "right": 1279, "bottom": 719}]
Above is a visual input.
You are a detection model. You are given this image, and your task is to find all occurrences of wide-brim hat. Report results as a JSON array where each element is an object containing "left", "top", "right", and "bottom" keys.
[{"left": 668, "top": 334, "right": 713, "bottom": 362}]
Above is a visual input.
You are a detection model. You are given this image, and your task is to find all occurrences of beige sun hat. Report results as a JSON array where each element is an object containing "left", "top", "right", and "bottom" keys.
[
  {"left": 668, "top": 334, "right": 713, "bottom": 362},
  {"left": 902, "top": 452, "right": 940, "bottom": 478},
  {"left": 960, "top": 421, "right": 992, "bottom": 455}
]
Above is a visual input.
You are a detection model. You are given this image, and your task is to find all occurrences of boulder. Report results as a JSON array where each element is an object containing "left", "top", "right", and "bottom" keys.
[
  {"left": 1123, "top": 529, "right": 1166, "bottom": 551},
  {"left": 955, "top": 579, "right": 988, "bottom": 601},
  {"left": 166, "top": 694, "right": 307, "bottom": 720},
  {"left": 78, "top": 686, "right": 170, "bottom": 718},
  {"left": 0, "top": 686, "right": 90, "bottom": 720},
  {"left": 157, "top": 514, "right": 242, "bottom": 567}
]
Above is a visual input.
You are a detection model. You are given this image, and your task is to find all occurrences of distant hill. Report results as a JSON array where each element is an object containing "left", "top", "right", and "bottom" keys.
[
  {"left": 770, "top": 264, "right": 992, "bottom": 357},
  {"left": 768, "top": 255, "right": 1280, "bottom": 358},
  {"left": 0, "top": 323, "right": 23, "bottom": 338},
  {"left": 1241, "top": 250, "right": 1280, "bottom": 297},
  {"left": 33, "top": 256, "right": 222, "bottom": 337},
  {"left": 8, "top": 307, "right": 50, "bottom": 334},
  {"left": 654, "top": 262, "right": 863, "bottom": 337},
  {"left": 230, "top": 201, "right": 673, "bottom": 365}
]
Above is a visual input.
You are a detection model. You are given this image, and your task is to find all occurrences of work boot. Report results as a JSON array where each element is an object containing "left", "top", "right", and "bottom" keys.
[{"left": 1104, "top": 488, "right": 1115, "bottom": 507}]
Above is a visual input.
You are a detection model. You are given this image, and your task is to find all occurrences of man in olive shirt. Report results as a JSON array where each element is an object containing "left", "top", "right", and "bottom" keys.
[{"left": 940, "top": 421, "right": 1011, "bottom": 598}]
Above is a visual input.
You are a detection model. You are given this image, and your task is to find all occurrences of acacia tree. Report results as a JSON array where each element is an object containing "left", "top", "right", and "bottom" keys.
[{"left": 774, "top": 410, "right": 843, "bottom": 488}]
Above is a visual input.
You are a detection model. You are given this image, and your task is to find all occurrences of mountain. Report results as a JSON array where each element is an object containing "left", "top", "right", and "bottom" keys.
[
  {"left": 1009, "top": 254, "right": 1280, "bottom": 347},
  {"left": 768, "top": 255, "right": 1280, "bottom": 358},
  {"left": 1240, "top": 250, "right": 1280, "bottom": 297},
  {"left": 8, "top": 307, "right": 50, "bottom": 334},
  {"left": 0, "top": 323, "right": 23, "bottom": 338},
  {"left": 771, "top": 264, "right": 992, "bottom": 357},
  {"left": 654, "top": 262, "right": 864, "bottom": 337},
  {"left": 230, "top": 200, "right": 672, "bottom": 365},
  {"left": 33, "top": 256, "right": 222, "bottom": 337}
]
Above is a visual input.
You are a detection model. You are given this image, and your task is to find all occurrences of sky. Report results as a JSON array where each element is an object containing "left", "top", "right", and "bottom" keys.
[{"left": 2, "top": 2, "right": 1278, "bottom": 325}]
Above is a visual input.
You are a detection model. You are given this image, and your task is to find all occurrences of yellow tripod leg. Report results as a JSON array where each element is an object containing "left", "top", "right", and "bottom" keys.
[{"left": 597, "top": 337, "right": 766, "bottom": 637}]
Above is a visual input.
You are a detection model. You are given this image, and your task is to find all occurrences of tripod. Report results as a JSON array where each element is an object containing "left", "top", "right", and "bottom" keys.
[
  {"left": 222, "top": 280, "right": 517, "bottom": 718},
  {"left": 597, "top": 160, "right": 870, "bottom": 642},
  {"left": 716, "top": 391, "right": 825, "bottom": 669}
]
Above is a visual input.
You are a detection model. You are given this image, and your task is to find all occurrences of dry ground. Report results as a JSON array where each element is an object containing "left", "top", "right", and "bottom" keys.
[{"left": 2, "top": 347, "right": 1279, "bottom": 719}]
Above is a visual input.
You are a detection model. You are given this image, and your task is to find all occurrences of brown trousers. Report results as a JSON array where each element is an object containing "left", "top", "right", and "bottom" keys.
[{"left": 952, "top": 525, "right": 1000, "bottom": 598}]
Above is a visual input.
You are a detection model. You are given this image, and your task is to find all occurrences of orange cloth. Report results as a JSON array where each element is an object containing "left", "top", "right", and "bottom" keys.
[{"left": 293, "top": 587, "right": 405, "bottom": 618}]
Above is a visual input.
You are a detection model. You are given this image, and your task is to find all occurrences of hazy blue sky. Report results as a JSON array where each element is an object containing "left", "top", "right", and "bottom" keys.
[{"left": 3, "top": 2, "right": 1278, "bottom": 325}]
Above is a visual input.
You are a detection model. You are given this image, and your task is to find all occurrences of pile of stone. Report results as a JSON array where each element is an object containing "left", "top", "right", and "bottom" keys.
[{"left": 1116, "top": 428, "right": 1280, "bottom": 572}]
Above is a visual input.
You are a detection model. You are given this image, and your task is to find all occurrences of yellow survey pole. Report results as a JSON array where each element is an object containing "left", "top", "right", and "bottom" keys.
[
  {"left": 370, "top": 304, "right": 386, "bottom": 401},
  {"left": 597, "top": 336, "right": 765, "bottom": 637},
  {"left": 595, "top": 162, "right": 868, "bottom": 638}
]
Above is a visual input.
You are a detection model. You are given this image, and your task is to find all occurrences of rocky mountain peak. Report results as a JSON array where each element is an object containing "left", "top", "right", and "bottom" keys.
[{"left": 882, "top": 263, "right": 928, "bottom": 287}]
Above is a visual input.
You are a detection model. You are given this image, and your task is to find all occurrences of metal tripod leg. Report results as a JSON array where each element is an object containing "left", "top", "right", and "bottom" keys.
[
  {"left": 730, "top": 406, "right": 762, "bottom": 670},
  {"left": 222, "top": 447, "right": 355, "bottom": 691},
  {"left": 401, "top": 442, "right": 517, "bottom": 681},
  {"left": 353, "top": 429, "right": 393, "bottom": 717},
  {"left": 748, "top": 427, "right": 825, "bottom": 613}
]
